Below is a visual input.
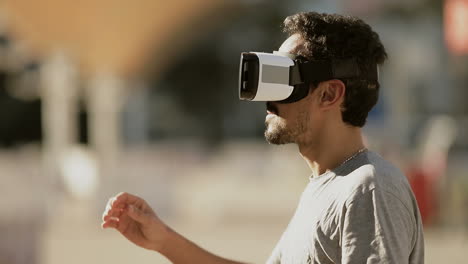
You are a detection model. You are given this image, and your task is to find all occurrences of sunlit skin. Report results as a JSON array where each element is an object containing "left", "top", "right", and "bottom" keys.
[
  {"left": 101, "top": 33, "right": 367, "bottom": 264},
  {"left": 101, "top": 192, "right": 170, "bottom": 252}
]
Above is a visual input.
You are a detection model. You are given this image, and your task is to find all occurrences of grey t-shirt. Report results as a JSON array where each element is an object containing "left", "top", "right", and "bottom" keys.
[{"left": 267, "top": 151, "right": 424, "bottom": 264}]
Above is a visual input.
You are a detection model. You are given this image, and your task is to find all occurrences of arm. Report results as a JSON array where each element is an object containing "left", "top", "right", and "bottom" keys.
[
  {"left": 101, "top": 192, "right": 247, "bottom": 264},
  {"left": 160, "top": 228, "right": 246, "bottom": 264}
]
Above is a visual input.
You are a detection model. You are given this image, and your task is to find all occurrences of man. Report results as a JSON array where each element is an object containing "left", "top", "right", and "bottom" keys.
[{"left": 101, "top": 12, "right": 424, "bottom": 263}]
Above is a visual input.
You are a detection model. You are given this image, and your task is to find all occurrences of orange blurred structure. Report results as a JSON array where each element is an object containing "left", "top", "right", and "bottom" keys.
[
  {"left": 444, "top": 0, "right": 468, "bottom": 55},
  {"left": 1, "top": 0, "right": 227, "bottom": 76}
]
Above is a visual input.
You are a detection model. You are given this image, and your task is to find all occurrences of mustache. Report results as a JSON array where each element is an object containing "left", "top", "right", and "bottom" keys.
[{"left": 266, "top": 102, "right": 279, "bottom": 114}]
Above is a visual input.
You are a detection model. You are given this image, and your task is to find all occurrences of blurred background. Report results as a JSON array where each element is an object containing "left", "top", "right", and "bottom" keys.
[{"left": 0, "top": 0, "right": 467, "bottom": 263}]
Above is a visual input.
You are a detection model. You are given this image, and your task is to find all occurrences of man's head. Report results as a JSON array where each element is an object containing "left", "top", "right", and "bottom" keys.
[{"left": 265, "top": 12, "right": 387, "bottom": 145}]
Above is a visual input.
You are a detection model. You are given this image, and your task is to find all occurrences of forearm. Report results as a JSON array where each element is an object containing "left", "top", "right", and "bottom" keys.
[
  {"left": 158, "top": 228, "right": 248, "bottom": 264},
  {"left": 102, "top": 193, "right": 247, "bottom": 264}
]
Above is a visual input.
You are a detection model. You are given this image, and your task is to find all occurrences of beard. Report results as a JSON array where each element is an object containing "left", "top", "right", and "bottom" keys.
[
  {"left": 264, "top": 102, "right": 309, "bottom": 145},
  {"left": 264, "top": 115, "right": 295, "bottom": 145}
]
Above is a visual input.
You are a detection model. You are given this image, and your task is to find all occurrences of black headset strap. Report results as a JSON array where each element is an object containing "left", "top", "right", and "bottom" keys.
[{"left": 289, "top": 59, "right": 378, "bottom": 85}]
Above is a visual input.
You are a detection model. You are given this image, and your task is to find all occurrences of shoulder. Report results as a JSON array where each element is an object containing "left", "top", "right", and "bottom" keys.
[{"left": 333, "top": 151, "right": 414, "bottom": 207}]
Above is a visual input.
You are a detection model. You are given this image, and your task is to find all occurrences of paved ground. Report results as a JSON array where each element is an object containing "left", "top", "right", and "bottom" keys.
[{"left": 39, "top": 198, "right": 468, "bottom": 264}]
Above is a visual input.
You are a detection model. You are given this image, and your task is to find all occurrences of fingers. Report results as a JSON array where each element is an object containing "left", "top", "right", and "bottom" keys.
[
  {"left": 101, "top": 192, "right": 154, "bottom": 229},
  {"left": 102, "top": 208, "right": 123, "bottom": 222},
  {"left": 114, "top": 192, "right": 144, "bottom": 207},
  {"left": 102, "top": 192, "right": 137, "bottom": 220},
  {"left": 101, "top": 218, "right": 119, "bottom": 229},
  {"left": 107, "top": 196, "right": 125, "bottom": 212},
  {"left": 102, "top": 200, "right": 124, "bottom": 222},
  {"left": 101, "top": 205, "right": 124, "bottom": 230},
  {"left": 101, "top": 192, "right": 152, "bottom": 230},
  {"left": 101, "top": 206, "right": 148, "bottom": 232}
]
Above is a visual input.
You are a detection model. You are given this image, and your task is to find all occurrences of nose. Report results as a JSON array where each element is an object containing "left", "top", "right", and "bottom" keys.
[{"left": 266, "top": 102, "right": 279, "bottom": 114}]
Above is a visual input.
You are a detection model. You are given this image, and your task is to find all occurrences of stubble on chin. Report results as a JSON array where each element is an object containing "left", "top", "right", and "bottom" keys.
[
  {"left": 264, "top": 116, "right": 294, "bottom": 145},
  {"left": 264, "top": 109, "right": 309, "bottom": 145}
]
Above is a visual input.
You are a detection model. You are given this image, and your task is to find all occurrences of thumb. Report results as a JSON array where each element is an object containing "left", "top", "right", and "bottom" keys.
[{"left": 127, "top": 205, "right": 150, "bottom": 225}]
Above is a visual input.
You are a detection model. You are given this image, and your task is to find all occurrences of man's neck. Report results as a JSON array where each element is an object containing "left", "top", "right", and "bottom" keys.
[{"left": 297, "top": 126, "right": 365, "bottom": 178}]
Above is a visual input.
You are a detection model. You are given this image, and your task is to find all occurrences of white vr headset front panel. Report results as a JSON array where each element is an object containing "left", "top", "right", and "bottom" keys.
[{"left": 252, "top": 52, "right": 295, "bottom": 101}]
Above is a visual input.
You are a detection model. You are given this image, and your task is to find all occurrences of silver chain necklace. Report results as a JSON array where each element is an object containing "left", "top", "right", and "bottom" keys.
[
  {"left": 338, "top": 147, "right": 367, "bottom": 168},
  {"left": 309, "top": 148, "right": 368, "bottom": 179}
]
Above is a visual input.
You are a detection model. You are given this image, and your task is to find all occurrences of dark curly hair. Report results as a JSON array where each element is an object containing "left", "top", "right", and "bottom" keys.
[{"left": 283, "top": 12, "right": 387, "bottom": 127}]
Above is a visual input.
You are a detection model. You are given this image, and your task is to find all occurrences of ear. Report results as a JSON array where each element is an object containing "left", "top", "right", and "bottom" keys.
[{"left": 318, "top": 80, "right": 345, "bottom": 109}]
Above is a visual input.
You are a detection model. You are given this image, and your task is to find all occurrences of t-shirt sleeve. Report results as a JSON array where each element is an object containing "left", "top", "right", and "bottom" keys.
[
  {"left": 266, "top": 241, "right": 281, "bottom": 264},
  {"left": 341, "top": 189, "right": 416, "bottom": 264}
]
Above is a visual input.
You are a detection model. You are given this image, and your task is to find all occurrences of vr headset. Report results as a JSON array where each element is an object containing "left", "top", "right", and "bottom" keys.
[{"left": 239, "top": 51, "right": 379, "bottom": 103}]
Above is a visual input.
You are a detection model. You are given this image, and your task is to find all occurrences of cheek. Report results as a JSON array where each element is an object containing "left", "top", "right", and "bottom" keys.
[
  {"left": 277, "top": 101, "right": 311, "bottom": 127},
  {"left": 296, "top": 110, "right": 310, "bottom": 130},
  {"left": 307, "top": 110, "right": 324, "bottom": 129}
]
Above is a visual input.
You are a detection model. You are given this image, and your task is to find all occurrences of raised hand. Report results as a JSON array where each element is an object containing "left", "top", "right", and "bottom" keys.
[
  {"left": 101, "top": 192, "right": 171, "bottom": 252},
  {"left": 102, "top": 192, "right": 247, "bottom": 264}
]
